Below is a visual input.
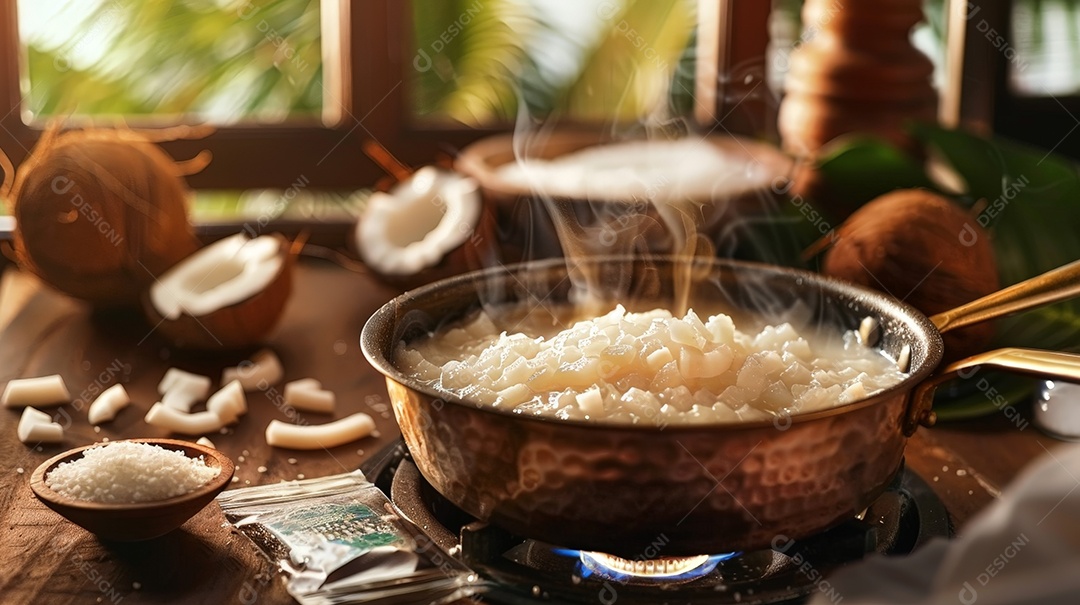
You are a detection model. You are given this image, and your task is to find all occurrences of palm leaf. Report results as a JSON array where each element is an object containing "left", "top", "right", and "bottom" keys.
[
  {"left": 21, "top": 0, "right": 322, "bottom": 121},
  {"left": 410, "top": 0, "right": 530, "bottom": 124},
  {"left": 557, "top": 0, "right": 695, "bottom": 121}
]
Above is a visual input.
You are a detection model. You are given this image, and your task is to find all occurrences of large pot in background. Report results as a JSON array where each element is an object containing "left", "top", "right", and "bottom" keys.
[
  {"left": 455, "top": 132, "right": 794, "bottom": 263},
  {"left": 362, "top": 256, "right": 1080, "bottom": 556}
]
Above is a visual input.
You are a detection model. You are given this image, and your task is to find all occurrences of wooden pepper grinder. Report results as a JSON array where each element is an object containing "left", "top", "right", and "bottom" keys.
[{"left": 778, "top": 0, "right": 937, "bottom": 156}]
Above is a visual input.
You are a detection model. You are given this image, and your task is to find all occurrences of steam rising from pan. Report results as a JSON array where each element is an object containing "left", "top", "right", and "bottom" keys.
[{"left": 458, "top": 123, "right": 796, "bottom": 320}]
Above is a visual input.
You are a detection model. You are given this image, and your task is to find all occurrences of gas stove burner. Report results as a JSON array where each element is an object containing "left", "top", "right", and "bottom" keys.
[
  {"left": 362, "top": 440, "right": 953, "bottom": 604},
  {"left": 578, "top": 551, "right": 731, "bottom": 582}
]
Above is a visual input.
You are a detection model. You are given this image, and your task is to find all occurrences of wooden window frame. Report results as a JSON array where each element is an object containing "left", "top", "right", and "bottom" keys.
[
  {"left": 942, "top": 0, "right": 1080, "bottom": 159},
  {"left": 695, "top": 1, "right": 771, "bottom": 138},
  {"left": 0, "top": 0, "right": 766, "bottom": 191}
]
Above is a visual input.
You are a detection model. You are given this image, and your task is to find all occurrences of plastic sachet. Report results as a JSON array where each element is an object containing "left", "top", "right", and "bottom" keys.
[{"left": 217, "top": 470, "right": 481, "bottom": 604}]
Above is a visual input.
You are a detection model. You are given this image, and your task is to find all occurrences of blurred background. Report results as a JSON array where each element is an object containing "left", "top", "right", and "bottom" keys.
[{"left": 3, "top": 0, "right": 1078, "bottom": 218}]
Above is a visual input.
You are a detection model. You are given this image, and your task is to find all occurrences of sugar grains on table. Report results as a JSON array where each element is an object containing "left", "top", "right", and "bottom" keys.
[{"left": 45, "top": 442, "right": 218, "bottom": 503}]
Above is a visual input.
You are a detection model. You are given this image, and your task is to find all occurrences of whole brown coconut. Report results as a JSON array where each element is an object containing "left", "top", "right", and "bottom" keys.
[
  {"left": 822, "top": 189, "right": 999, "bottom": 362},
  {"left": 4, "top": 128, "right": 200, "bottom": 307}
]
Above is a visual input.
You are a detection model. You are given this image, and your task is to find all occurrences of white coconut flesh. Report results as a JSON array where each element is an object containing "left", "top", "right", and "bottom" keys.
[
  {"left": 150, "top": 233, "right": 284, "bottom": 320},
  {"left": 356, "top": 167, "right": 481, "bottom": 275}
]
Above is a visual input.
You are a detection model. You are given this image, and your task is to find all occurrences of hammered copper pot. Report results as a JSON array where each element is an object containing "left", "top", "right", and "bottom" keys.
[{"left": 361, "top": 256, "right": 1080, "bottom": 556}]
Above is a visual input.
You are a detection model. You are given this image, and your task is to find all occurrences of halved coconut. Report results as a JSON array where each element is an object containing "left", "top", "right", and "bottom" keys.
[
  {"left": 353, "top": 166, "right": 494, "bottom": 288},
  {"left": 144, "top": 233, "right": 292, "bottom": 349}
]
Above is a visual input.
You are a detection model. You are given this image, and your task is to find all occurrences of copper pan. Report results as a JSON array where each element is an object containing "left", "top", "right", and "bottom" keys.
[{"left": 361, "top": 256, "right": 1080, "bottom": 556}]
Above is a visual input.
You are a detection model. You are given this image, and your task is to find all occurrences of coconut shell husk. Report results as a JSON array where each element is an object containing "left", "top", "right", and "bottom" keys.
[
  {"left": 142, "top": 235, "right": 294, "bottom": 350},
  {"left": 822, "top": 189, "right": 999, "bottom": 362},
  {"left": 3, "top": 127, "right": 204, "bottom": 307}
]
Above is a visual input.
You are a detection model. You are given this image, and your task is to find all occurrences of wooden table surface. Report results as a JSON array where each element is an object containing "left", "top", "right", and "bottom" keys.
[{"left": 0, "top": 260, "right": 1069, "bottom": 604}]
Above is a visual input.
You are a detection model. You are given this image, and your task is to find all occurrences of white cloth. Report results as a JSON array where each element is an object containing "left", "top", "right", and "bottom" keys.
[{"left": 809, "top": 444, "right": 1080, "bottom": 605}]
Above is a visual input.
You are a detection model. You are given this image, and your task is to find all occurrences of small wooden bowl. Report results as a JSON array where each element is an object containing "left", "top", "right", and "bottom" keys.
[{"left": 29, "top": 438, "right": 235, "bottom": 542}]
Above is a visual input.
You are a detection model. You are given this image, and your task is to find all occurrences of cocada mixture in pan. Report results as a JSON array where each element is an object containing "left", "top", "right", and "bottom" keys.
[{"left": 396, "top": 304, "right": 908, "bottom": 425}]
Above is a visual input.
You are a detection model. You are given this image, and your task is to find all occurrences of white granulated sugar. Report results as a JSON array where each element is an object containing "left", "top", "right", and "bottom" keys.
[{"left": 45, "top": 442, "right": 219, "bottom": 503}]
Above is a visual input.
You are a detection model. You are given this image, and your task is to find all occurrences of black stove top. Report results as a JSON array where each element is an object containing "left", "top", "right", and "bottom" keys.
[{"left": 362, "top": 440, "right": 952, "bottom": 605}]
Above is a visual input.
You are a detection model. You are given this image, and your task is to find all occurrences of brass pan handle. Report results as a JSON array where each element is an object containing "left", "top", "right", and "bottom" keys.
[
  {"left": 931, "top": 259, "right": 1080, "bottom": 333},
  {"left": 905, "top": 348, "right": 1080, "bottom": 435}
]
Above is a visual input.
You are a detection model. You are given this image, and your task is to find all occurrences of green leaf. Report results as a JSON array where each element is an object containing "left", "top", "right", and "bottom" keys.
[
  {"left": 911, "top": 123, "right": 1080, "bottom": 213},
  {"left": 903, "top": 126, "right": 1080, "bottom": 419},
  {"left": 814, "top": 135, "right": 935, "bottom": 206},
  {"left": 933, "top": 373, "right": 1035, "bottom": 422},
  {"left": 731, "top": 208, "right": 814, "bottom": 269},
  {"left": 990, "top": 188, "right": 1080, "bottom": 352},
  {"left": 910, "top": 125, "right": 1080, "bottom": 353}
]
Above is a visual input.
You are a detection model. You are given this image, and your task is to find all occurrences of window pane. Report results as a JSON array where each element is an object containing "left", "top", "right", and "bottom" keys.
[
  {"left": 409, "top": 0, "right": 697, "bottom": 126},
  {"left": 191, "top": 188, "right": 366, "bottom": 223},
  {"left": 1010, "top": 0, "right": 1080, "bottom": 96},
  {"left": 17, "top": 0, "right": 322, "bottom": 124}
]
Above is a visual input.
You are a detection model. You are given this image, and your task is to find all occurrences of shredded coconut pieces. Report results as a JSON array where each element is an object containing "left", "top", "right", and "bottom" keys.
[
  {"left": 45, "top": 441, "right": 219, "bottom": 503},
  {"left": 398, "top": 305, "right": 907, "bottom": 425}
]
